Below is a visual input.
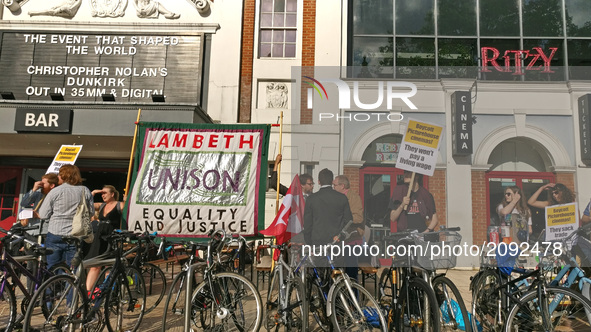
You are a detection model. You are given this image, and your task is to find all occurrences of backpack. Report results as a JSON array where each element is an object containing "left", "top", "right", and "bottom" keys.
[{"left": 71, "top": 189, "right": 94, "bottom": 243}]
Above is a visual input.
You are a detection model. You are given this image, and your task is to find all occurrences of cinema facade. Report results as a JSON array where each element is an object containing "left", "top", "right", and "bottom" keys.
[
  {"left": 0, "top": 0, "right": 242, "bottom": 226},
  {"left": 240, "top": 0, "right": 591, "bottom": 266}
]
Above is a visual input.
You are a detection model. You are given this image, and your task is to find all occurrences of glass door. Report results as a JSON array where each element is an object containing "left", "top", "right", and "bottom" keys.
[
  {"left": 486, "top": 171, "right": 555, "bottom": 239},
  {"left": 0, "top": 168, "right": 22, "bottom": 230}
]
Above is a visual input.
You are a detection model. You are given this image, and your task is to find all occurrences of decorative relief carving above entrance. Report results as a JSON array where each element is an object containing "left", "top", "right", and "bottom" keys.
[
  {"left": 28, "top": 0, "right": 82, "bottom": 18},
  {"left": 186, "top": 0, "right": 210, "bottom": 14},
  {"left": 90, "top": 0, "right": 127, "bottom": 18},
  {"left": 133, "top": 0, "right": 180, "bottom": 19}
]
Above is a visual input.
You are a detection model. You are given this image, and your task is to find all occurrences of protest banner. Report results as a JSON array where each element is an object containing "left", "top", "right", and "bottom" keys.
[
  {"left": 46, "top": 145, "right": 82, "bottom": 174},
  {"left": 545, "top": 202, "right": 578, "bottom": 241},
  {"left": 126, "top": 122, "right": 270, "bottom": 237},
  {"left": 396, "top": 119, "right": 444, "bottom": 176}
]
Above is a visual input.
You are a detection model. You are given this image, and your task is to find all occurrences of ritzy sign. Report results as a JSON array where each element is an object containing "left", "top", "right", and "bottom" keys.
[{"left": 481, "top": 47, "right": 557, "bottom": 75}]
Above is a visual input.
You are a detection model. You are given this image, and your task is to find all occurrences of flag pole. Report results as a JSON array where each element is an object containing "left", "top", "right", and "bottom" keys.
[
  {"left": 275, "top": 111, "right": 283, "bottom": 214},
  {"left": 123, "top": 108, "right": 142, "bottom": 228}
]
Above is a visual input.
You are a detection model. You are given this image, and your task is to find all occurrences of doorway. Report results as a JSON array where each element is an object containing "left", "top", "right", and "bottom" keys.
[{"left": 0, "top": 168, "right": 21, "bottom": 229}]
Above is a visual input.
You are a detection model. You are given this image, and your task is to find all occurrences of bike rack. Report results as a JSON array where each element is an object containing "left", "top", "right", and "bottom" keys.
[{"left": 184, "top": 263, "right": 200, "bottom": 332}]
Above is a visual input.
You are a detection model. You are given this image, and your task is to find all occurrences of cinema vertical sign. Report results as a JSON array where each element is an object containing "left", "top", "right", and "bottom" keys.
[
  {"left": 451, "top": 91, "right": 472, "bottom": 156},
  {"left": 579, "top": 94, "right": 591, "bottom": 165}
]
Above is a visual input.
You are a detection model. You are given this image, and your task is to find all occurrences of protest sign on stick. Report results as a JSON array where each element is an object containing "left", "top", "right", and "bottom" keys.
[
  {"left": 46, "top": 145, "right": 82, "bottom": 174},
  {"left": 396, "top": 119, "right": 444, "bottom": 208}
]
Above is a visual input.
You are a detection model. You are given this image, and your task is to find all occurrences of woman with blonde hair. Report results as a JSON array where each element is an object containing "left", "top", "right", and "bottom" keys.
[
  {"left": 86, "top": 185, "right": 125, "bottom": 292},
  {"left": 38, "top": 165, "right": 94, "bottom": 269},
  {"left": 498, "top": 186, "right": 532, "bottom": 244}
]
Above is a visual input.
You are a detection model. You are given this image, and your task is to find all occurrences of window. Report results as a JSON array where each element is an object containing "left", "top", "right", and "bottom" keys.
[
  {"left": 259, "top": 0, "right": 297, "bottom": 58},
  {"left": 300, "top": 162, "right": 316, "bottom": 176},
  {"left": 348, "top": 0, "right": 591, "bottom": 80}
]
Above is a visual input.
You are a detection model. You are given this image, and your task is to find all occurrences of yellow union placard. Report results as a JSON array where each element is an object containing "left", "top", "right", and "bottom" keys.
[
  {"left": 546, "top": 203, "right": 577, "bottom": 226},
  {"left": 55, "top": 146, "right": 82, "bottom": 162},
  {"left": 404, "top": 120, "right": 443, "bottom": 149}
]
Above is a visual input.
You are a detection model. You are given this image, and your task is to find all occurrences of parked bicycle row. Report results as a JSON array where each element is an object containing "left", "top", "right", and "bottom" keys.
[{"left": 4, "top": 222, "right": 591, "bottom": 331}]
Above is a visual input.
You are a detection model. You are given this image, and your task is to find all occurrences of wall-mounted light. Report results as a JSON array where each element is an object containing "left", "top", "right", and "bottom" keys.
[
  {"left": 49, "top": 93, "right": 64, "bottom": 101},
  {"left": 152, "top": 94, "right": 166, "bottom": 102},
  {"left": 1, "top": 91, "right": 15, "bottom": 100},
  {"left": 102, "top": 93, "right": 116, "bottom": 102}
]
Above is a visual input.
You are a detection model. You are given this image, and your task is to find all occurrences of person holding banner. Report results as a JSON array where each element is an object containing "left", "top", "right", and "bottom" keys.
[
  {"left": 497, "top": 186, "right": 532, "bottom": 244},
  {"left": 527, "top": 183, "right": 575, "bottom": 208},
  {"left": 389, "top": 171, "right": 438, "bottom": 233},
  {"left": 37, "top": 165, "right": 94, "bottom": 269}
]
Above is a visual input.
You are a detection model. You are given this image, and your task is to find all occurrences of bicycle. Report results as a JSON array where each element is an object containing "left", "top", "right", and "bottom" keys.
[
  {"left": 379, "top": 230, "right": 441, "bottom": 332},
  {"left": 260, "top": 242, "right": 307, "bottom": 331},
  {"left": 418, "top": 227, "right": 472, "bottom": 332},
  {"left": 161, "top": 229, "right": 262, "bottom": 332},
  {"left": 470, "top": 239, "right": 591, "bottom": 331},
  {"left": 119, "top": 231, "right": 167, "bottom": 314},
  {"left": 23, "top": 230, "right": 147, "bottom": 332},
  {"left": 302, "top": 221, "right": 387, "bottom": 331},
  {"left": 0, "top": 225, "right": 69, "bottom": 332}
]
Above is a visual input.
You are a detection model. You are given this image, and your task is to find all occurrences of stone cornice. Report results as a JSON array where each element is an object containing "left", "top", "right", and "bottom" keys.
[{"left": 0, "top": 21, "right": 220, "bottom": 34}]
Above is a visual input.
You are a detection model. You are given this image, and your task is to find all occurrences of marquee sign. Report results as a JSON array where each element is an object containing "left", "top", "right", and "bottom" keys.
[
  {"left": 481, "top": 47, "right": 557, "bottom": 75},
  {"left": 0, "top": 32, "right": 203, "bottom": 103}
]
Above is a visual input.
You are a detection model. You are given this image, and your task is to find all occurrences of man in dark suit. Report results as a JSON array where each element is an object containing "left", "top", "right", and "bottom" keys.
[{"left": 303, "top": 168, "right": 353, "bottom": 246}]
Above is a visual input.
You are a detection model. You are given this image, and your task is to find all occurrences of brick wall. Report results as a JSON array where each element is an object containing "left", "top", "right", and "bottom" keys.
[
  {"left": 430, "top": 170, "right": 447, "bottom": 229},
  {"left": 300, "top": 0, "right": 316, "bottom": 124},
  {"left": 556, "top": 173, "right": 576, "bottom": 197},
  {"left": 238, "top": 0, "right": 256, "bottom": 123},
  {"left": 472, "top": 170, "right": 487, "bottom": 243},
  {"left": 343, "top": 167, "right": 360, "bottom": 194}
]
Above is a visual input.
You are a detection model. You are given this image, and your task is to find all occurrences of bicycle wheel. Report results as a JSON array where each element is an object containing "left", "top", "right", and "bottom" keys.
[
  {"left": 141, "top": 262, "right": 167, "bottom": 314},
  {"left": 308, "top": 278, "right": 331, "bottom": 331},
  {"left": 379, "top": 268, "right": 394, "bottom": 303},
  {"left": 505, "top": 286, "right": 591, "bottom": 331},
  {"left": 330, "top": 279, "right": 387, "bottom": 331},
  {"left": 265, "top": 269, "right": 281, "bottom": 331},
  {"left": 265, "top": 273, "right": 306, "bottom": 331},
  {"left": 471, "top": 269, "right": 503, "bottom": 332},
  {"left": 49, "top": 262, "right": 71, "bottom": 276},
  {"left": 191, "top": 272, "right": 262, "bottom": 332},
  {"left": 433, "top": 275, "right": 472, "bottom": 332},
  {"left": 103, "top": 266, "right": 146, "bottom": 332},
  {"left": 161, "top": 270, "right": 198, "bottom": 332},
  {"left": 0, "top": 276, "right": 17, "bottom": 332},
  {"left": 23, "top": 274, "right": 87, "bottom": 332},
  {"left": 396, "top": 278, "right": 441, "bottom": 332}
]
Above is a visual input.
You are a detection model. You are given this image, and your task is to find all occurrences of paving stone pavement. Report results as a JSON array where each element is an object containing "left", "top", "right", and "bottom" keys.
[{"left": 137, "top": 267, "right": 480, "bottom": 332}]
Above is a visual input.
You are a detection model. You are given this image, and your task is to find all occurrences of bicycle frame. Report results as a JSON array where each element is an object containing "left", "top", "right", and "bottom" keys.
[{"left": 0, "top": 250, "right": 50, "bottom": 301}]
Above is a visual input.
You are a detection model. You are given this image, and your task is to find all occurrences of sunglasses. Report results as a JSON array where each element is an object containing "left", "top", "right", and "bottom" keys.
[{"left": 505, "top": 192, "right": 512, "bottom": 196}]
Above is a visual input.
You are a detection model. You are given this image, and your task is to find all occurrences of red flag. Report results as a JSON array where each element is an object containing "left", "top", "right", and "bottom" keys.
[{"left": 260, "top": 175, "right": 305, "bottom": 258}]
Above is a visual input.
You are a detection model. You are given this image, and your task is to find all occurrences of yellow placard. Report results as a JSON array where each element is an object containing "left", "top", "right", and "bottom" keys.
[
  {"left": 55, "top": 146, "right": 82, "bottom": 162},
  {"left": 403, "top": 120, "right": 443, "bottom": 149},
  {"left": 546, "top": 203, "right": 577, "bottom": 226}
]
